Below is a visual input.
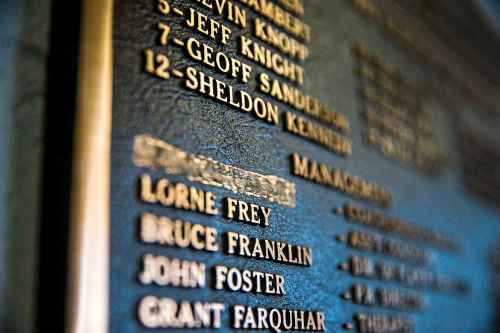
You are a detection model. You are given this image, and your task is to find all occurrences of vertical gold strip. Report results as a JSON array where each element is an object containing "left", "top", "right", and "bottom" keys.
[{"left": 66, "top": 0, "right": 113, "bottom": 332}]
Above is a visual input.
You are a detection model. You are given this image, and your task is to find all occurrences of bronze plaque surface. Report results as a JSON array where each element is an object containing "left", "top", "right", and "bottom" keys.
[{"left": 105, "top": 0, "right": 500, "bottom": 332}]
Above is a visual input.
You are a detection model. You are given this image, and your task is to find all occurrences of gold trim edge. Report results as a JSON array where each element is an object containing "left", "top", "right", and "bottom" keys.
[{"left": 66, "top": 0, "right": 113, "bottom": 332}]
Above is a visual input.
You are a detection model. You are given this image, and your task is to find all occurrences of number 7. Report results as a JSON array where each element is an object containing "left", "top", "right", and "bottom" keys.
[{"left": 158, "top": 22, "right": 171, "bottom": 46}]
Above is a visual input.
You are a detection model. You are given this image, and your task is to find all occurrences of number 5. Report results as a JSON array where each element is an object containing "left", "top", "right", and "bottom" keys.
[{"left": 158, "top": 0, "right": 170, "bottom": 14}]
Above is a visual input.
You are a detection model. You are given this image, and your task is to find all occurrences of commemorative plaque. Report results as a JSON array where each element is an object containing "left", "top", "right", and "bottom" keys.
[{"left": 63, "top": 0, "right": 500, "bottom": 332}]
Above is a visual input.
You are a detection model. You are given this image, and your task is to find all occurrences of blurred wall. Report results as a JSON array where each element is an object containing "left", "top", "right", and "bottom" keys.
[{"left": 0, "top": 0, "right": 51, "bottom": 332}]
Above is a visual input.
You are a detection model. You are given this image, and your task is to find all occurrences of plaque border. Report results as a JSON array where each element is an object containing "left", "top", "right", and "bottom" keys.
[{"left": 66, "top": 0, "right": 113, "bottom": 332}]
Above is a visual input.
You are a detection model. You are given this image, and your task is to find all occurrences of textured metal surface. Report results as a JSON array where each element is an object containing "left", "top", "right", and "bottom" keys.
[{"left": 110, "top": 1, "right": 500, "bottom": 332}]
